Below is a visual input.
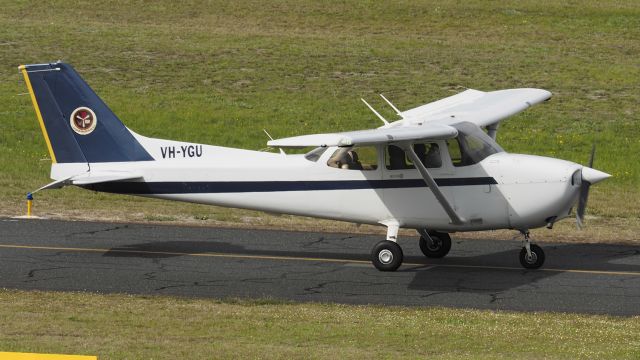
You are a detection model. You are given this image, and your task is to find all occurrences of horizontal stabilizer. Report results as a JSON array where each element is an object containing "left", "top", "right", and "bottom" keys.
[
  {"left": 268, "top": 124, "right": 458, "bottom": 148},
  {"left": 34, "top": 177, "right": 74, "bottom": 193},
  {"left": 33, "top": 171, "right": 143, "bottom": 194},
  {"left": 70, "top": 171, "right": 143, "bottom": 185}
]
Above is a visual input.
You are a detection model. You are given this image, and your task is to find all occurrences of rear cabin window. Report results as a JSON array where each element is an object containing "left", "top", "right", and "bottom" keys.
[
  {"left": 327, "top": 146, "right": 378, "bottom": 170},
  {"left": 385, "top": 143, "right": 442, "bottom": 170}
]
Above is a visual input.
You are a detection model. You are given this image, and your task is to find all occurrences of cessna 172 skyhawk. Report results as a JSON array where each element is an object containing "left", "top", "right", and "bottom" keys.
[{"left": 20, "top": 62, "right": 611, "bottom": 271}]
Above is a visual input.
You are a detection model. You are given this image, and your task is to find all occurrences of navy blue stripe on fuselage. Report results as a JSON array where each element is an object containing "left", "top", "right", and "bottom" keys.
[{"left": 83, "top": 177, "right": 497, "bottom": 194}]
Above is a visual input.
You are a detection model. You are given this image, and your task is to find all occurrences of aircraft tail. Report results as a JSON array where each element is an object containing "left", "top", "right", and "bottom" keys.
[{"left": 19, "top": 62, "right": 153, "bottom": 164}]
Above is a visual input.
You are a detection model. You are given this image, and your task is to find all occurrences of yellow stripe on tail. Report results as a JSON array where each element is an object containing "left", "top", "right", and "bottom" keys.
[{"left": 19, "top": 65, "right": 57, "bottom": 163}]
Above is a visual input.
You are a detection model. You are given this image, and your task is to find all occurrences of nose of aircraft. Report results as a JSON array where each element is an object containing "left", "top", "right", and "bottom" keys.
[{"left": 581, "top": 167, "right": 611, "bottom": 184}]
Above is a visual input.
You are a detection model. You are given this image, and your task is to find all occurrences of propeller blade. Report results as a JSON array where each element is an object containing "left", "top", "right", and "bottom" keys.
[
  {"left": 588, "top": 144, "right": 596, "bottom": 168},
  {"left": 577, "top": 144, "right": 595, "bottom": 230},
  {"left": 575, "top": 145, "right": 611, "bottom": 229},
  {"left": 576, "top": 179, "right": 591, "bottom": 229}
]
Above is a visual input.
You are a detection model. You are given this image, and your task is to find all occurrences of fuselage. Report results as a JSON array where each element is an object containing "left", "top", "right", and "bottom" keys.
[{"left": 59, "top": 130, "right": 584, "bottom": 233}]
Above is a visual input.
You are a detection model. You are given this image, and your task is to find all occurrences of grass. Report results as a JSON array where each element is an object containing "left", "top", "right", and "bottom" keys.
[
  {"left": 0, "top": 0, "right": 639, "bottom": 231},
  {"left": 0, "top": 289, "right": 638, "bottom": 359}
]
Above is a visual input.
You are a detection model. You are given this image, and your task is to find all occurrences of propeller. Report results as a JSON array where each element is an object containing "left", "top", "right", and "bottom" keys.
[
  {"left": 576, "top": 145, "right": 610, "bottom": 229},
  {"left": 576, "top": 145, "right": 594, "bottom": 228}
]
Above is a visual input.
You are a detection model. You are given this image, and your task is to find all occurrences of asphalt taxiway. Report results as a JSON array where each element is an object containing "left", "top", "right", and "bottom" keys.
[{"left": 1, "top": 218, "right": 639, "bottom": 315}]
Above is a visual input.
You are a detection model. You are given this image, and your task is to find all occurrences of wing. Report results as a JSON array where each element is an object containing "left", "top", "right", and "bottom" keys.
[
  {"left": 267, "top": 123, "right": 458, "bottom": 148},
  {"left": 400, "top": 88, "right": 551, "bottom": 128},
  {"left": 268, "top": 87, "right": 549, "bottom": 148}
]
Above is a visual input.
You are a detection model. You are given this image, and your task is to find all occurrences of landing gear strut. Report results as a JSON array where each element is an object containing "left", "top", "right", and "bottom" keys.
[
  {"left": 519, "top": 231, "right": 545, "bottom": 269},
  {"left": 417, "top": 230, "right": 452, "bottom": 258}
]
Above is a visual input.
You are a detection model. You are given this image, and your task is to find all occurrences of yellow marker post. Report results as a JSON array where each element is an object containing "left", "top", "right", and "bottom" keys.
[{"left": 26, "top": 193, "right": 33, "bottom": 217}]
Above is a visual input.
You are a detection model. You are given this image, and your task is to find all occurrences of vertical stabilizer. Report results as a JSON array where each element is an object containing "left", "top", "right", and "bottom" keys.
[{"left": 19, "top": 62, "right": 154, "bottom": 164}]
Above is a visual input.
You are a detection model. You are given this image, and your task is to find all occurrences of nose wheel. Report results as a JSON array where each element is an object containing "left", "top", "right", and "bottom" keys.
[{"left": 519, "top": 231, "right": 545, "bottom": 269}]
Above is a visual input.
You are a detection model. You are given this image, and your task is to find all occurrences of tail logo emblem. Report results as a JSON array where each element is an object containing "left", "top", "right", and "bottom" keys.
[{"left": 70, "top": 107, "right": 97, "bottom": 135}]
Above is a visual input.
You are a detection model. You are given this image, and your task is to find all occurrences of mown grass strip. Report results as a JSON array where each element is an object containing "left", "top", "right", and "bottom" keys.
[{"left": 0, "top": 289, "right": 638, "bottom": 359}]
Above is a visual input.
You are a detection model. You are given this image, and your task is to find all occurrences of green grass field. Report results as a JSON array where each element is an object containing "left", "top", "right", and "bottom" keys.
[
  {"left": 1, "top": 289, "right": 639, "bottom": 359},
  {"left": 1, "top": 1, "right": 639, "bottom": 357}
]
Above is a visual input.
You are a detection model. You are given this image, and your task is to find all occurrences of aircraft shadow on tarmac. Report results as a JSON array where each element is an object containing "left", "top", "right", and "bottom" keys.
[
  {"left": 102, "top": 240, "right": 640, "bottom": 294},
  {"left": 404, "top": 243, "right": 640, "bottom": 294}
]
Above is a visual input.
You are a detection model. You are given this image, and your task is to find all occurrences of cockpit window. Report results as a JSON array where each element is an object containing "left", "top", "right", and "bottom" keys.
[
  {"left": 327, "top": 146, "right": 378, "bottom": 170},
  {"left": 448, "top": 122, "right": 504, "bottom": 167},
  {"left": 386, "top": 143, "right": 442, "bottom": 170},
  {"left": 304, "top": 147, "right": 328, "bottom": 162}
]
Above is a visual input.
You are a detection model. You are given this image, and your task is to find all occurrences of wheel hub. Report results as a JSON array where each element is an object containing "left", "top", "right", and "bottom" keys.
[
  {"left": 525, "top": 252, "right": 538, "bottom": 264},
  {"left": 378, "top": 249, "right": 393, "bottom": 264},
  {"left": 427, "top": 239, "right": 442, "bottom": 251}
]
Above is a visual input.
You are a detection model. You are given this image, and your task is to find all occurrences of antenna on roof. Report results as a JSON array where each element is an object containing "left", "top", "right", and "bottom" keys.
[
  {"left": 360, "top": 98, "right": 389, "bottom": 126},
  {"left": 263, "top": 129, "right": 285, "bottom": 156},
  {"left": 379, "top": 94, "right": 402, "bottom": 116}
]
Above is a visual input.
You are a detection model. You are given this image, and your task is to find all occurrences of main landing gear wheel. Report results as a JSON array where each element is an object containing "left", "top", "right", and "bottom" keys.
[
  {"left": 519, "top": 243, "right": 545, "bottom": 269},
  {"left": 419, "top": 232, "right": 452, "bottom": 258},
  {"left": 371, "top": 240, "right": 403, "bottom": 271}
]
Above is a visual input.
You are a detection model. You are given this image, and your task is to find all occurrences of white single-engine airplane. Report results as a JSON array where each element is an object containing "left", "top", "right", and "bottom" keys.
[{"left": 20, "top": 62, "right": 611, "bottom": 271}]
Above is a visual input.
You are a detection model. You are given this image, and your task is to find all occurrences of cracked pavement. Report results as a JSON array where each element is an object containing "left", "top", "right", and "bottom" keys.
[{"left": 1, "top": 218, "right": 639, "bottom": 315}]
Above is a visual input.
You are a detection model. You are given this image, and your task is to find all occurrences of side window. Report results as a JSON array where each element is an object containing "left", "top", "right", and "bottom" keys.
[
  {"left": 327, "top": 146, "right": 378, "bottom": 170},
  {"left": 386, "top": 143, "right": 441, "bottom": 170},
  {"left": 415, "top": 143, "right": 442, "bottom": 168},
  {"left": 386, "top": 145, "right": 408, "bottom": 170}
]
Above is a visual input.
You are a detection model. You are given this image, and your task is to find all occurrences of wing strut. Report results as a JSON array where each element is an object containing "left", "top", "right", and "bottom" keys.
[
  {"left": 400, "top": 143, "right": 466, "bottom": 225},
  {"left": 486, "top": 123, "right": 499, "bottom": 140}
]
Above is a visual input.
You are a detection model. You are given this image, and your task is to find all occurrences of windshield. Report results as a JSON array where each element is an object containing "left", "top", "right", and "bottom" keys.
[{"left": 448, "top": 122, "right": 504, "bottom": 167}]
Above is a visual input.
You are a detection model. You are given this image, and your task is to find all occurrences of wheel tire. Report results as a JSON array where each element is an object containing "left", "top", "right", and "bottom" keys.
[
  {"left": 371, "top": 240, "right": 403, "bottom": 271},
  {"left": 419, "top": 232, "right": 452, "bottom": 258},
  {"left": 519, "top": 244, "right": 545, "bottom": 269}
]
